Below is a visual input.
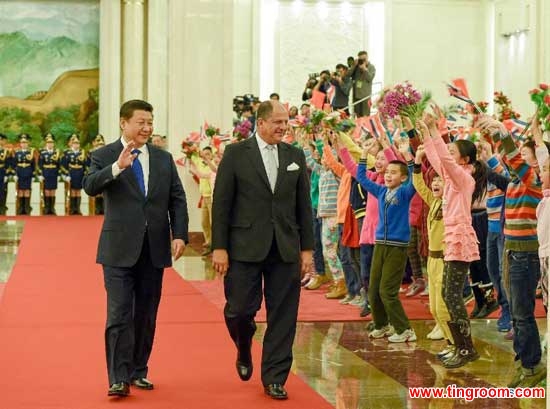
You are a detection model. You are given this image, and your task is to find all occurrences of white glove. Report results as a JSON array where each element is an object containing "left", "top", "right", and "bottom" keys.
[
  {"left": 14, "top": 176, "right": 18, "bottom": 182},
  {"left": 38, "top": 176, "right": 44, "bottom": 182},
  {"left": 64, "top": 176, "right": 71, "bottom": 182}
]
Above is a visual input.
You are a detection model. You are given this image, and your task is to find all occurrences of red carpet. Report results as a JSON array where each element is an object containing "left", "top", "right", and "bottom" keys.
[
  {"left": 0, "top": 217, "right": 332, "bottom": 409},
  {"left": 190, "top": 278, "right": 546, "bottom": 322}
]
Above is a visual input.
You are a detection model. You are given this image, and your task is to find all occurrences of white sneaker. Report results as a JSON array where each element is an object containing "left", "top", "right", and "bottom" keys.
[
  {"left": 349, "top": 295, "right": 364, "bottom": 306},
  {"left": 369, "top": 324, "right": 395, "bottom": 339},
  {"left": 339, "top": 294, "right": 354, "bottom": 305},
  {"left": 429, "top": 327, "right": 444, "bottom": 340},
  {"left": 426, "top": 324, "right": 444, "bottom": 340},
  {"left": 388, "top": 328, "right": 417, "bottom": 343}
]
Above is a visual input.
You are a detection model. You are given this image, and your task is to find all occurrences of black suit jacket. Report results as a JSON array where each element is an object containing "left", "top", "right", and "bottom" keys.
[
  {"left": 83, "top": 140, "right": 188, "bottom": 268},
  {"left": 212, "top": 136, "right": 313, "bottom": 263}
]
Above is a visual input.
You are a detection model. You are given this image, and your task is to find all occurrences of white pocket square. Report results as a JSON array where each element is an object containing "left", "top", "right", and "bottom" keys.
[{"left": 287, "top": 162, "right": 300, "bottom": 171}]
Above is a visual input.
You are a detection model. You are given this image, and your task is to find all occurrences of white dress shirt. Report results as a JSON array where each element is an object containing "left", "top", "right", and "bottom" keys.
[
  {"left": 111, "top": 137, "right": 150, "bottom": 195},
  {"left": 255, "top": 133, "right": 279, "bottom": 170}
]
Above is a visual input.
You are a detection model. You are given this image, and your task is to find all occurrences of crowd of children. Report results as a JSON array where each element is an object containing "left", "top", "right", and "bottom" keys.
[{"left": 296, "top": 109, "right": 548, "bottom": 388}]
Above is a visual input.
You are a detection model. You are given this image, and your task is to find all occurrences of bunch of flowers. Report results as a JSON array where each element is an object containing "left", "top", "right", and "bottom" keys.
[
  {"left": 204, "top": 123, "right": 220, "bottom": 138},
  {"left": 321, "top": 111, "right": 341, "bottom": 129},
  {"left": 378, "top": 82, "right": 431, "bottom": 123},
  {"left": 181, "top": 131, "right": 200, "bottom": 158},
  {"left": 529, "top": 83, "right": 550, "bottom": 132},
  {"left": 310, "top": 109, "right": 326, "bottom": 127},
  {"left": 493, "top": 91, "right": 521, "bottom": 121},
  {"left": 232, "top": 119, "right": 252, "bottom": 141},
  {"left": 289, "top": 115, "right": 309, "bottom": 128}
]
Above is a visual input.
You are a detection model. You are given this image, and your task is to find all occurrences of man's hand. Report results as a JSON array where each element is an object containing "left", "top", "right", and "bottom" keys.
[
  {"left": 117, "top": 141, "right": 138, "bottom": 169},
  {"left": 212, "top": 249, "right": 229, "bottom": 278},
  {"left": 300, "top": 250, "right": 313, "bottom": 277},
  {"left": 172, "top": 239, "right": 185, "bottom": 260}
]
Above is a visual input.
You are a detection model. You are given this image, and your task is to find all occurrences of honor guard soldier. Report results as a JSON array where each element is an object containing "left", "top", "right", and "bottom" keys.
[
  {"left": 88, "top": 134, "right": 105, "bottom": 215},
  {"left": 0, "top": 133, "right": 10, "bottom": 215},
  {"left": 13, "top": 134, "right": 35, "bottom": 215},
  {"left": 38, "top": 133, "right": 61, "bottom": 215},
  {"left": 62, "top": 134, "right": 89, "bottom": 215}
]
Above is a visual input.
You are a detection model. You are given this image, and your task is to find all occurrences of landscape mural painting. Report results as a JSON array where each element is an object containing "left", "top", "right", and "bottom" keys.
[{"left": 0, "top": 0, "right": 99, "bottom": 150}]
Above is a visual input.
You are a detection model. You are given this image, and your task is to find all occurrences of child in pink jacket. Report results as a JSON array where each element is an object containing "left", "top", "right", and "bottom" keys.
[{"left": 419, "top": 115, "right": 484, "bottom": 369}]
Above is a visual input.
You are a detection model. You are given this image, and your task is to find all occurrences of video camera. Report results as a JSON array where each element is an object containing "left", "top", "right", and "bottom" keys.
[{"left": 233, "top": 93, "right": 259, "bottom": 115}]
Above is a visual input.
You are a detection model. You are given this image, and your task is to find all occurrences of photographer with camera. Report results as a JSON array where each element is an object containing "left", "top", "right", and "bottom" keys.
[
  {"left": 349, "top": 51, "right": 376, "bottom": 117},
  {"left": 302, "top": 76, "right": 318, "bottom": 101},
  {"left": 302, "top": 70, "right": 331, "bottom": 102},
  {"left": 330, "top": 64, "right": 352, "bottom": 114}
]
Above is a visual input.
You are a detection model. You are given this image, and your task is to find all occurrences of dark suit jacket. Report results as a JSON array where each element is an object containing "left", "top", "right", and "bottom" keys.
[
  {"left": 83, "top": 140, "right": 188, "bottom": 268},
  {"left": 212, "top": 136, "right": 313, "bottom": 263}
]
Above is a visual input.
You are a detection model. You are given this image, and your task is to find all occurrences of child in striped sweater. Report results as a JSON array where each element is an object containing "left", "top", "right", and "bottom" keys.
[
  {"left": 479, "top": 140, "right": 511, "bottom": 333},
  {"left": 477, "top": 115, "right": 545, "bottom": 388},
  {"left": 304, "top": 140, "right": 345, "bottom": 299}
]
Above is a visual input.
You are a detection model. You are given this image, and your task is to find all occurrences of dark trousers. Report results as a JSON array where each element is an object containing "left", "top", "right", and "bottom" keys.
[
  {"left": 507, "top": 250, "right": 541, "bottom": 368},
  {"left": 469, "top": 211, "right": 493, "bottom": 306},
  {"left": 407, "top": 226, "right": 425, "bottom": 280},
  {"left": 442, "top": 261, "right": 470, "bottom": 323},
  {"left": 0, "top": 182, "right": 7, "bottom": 214},
  {"left": 369, "top": 244, "right": 409, "bottom": 333},
  {"left": 224, "top": 240, "right": 300, "bottom": 386},
  {"left": 360, "top": 244, "right": 374, "bottom": 291},
  {"left": 486, "top": 231, "right": 509, "bottom": 309},
  {"left": 353, "top": 98, "right": 370, "bottom": 117},
  {"left": 103, "top": 236, "right": 164, "bottom": 385},
  {"left": 338, "top": 223, "right": 361, "bottom": 296},
  {"left": 312, "top": 209, "right": 325, "bottom": 275}
]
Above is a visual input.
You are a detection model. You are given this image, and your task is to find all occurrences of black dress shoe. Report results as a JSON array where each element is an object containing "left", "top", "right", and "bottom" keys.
[
  {"left": 108, "top": 382, "right": 130, "bottom": 397},
  {"left": 131, "top": 377, "right": 154, "bottom": 390},
  {"left": 264, "top": 384, "right": 288, "bottom": 400},
  {"left": 236, "top": 346, "right": 253, "bottom": 381},
  {"left": 236, "top": 359, "right": 253, "bottom": 381}
]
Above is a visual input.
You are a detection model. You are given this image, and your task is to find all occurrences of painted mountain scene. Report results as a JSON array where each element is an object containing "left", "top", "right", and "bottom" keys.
[{"left": 0, "top": 1, "right": 99, "bottom": 149}]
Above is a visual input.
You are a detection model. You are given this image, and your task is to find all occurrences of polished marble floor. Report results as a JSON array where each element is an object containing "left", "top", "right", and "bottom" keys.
[{"left": 1, "top": 221, "right": 547, "bottom": 408}]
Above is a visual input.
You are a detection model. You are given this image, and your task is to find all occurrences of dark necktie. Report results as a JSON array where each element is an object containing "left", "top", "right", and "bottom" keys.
[{"left": 131, "top": 149, "right": 145, "bottom": 195}]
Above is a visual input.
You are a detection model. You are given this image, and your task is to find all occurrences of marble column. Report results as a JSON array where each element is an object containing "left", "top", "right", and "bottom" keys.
[
  {"left": 122, "top": 0, "right": 146, "bottom": 101},
  {"left": 147, "top": 0, "right": 168, "bottom": 136},
  {"left": 99, "top": 0, "right": 122, "bottom": 141}
]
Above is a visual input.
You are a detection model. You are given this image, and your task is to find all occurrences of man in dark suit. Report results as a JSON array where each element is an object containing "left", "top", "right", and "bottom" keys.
[
  {"left": 212, "top": 101, "right": 313, "bottom": 400},
  {"left": 83, "top": 100, "right": 188, "bottom": 397}
]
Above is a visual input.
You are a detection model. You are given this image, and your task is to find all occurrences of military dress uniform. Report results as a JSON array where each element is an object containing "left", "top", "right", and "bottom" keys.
[
  {"left": 13, "top": 134, "right": 35, "bottom": 215},
  {"left": 89, "top": 134, "right": 105, "bottom": 215},
  {"left": 0, "top": 133, "right": 10, "bottom": 215},
  {"left": 38, "top": 134, "right": 61, "bottom": 215},
  {"left": 61, "top": 135, "right": 89, "bottom": 215}
]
